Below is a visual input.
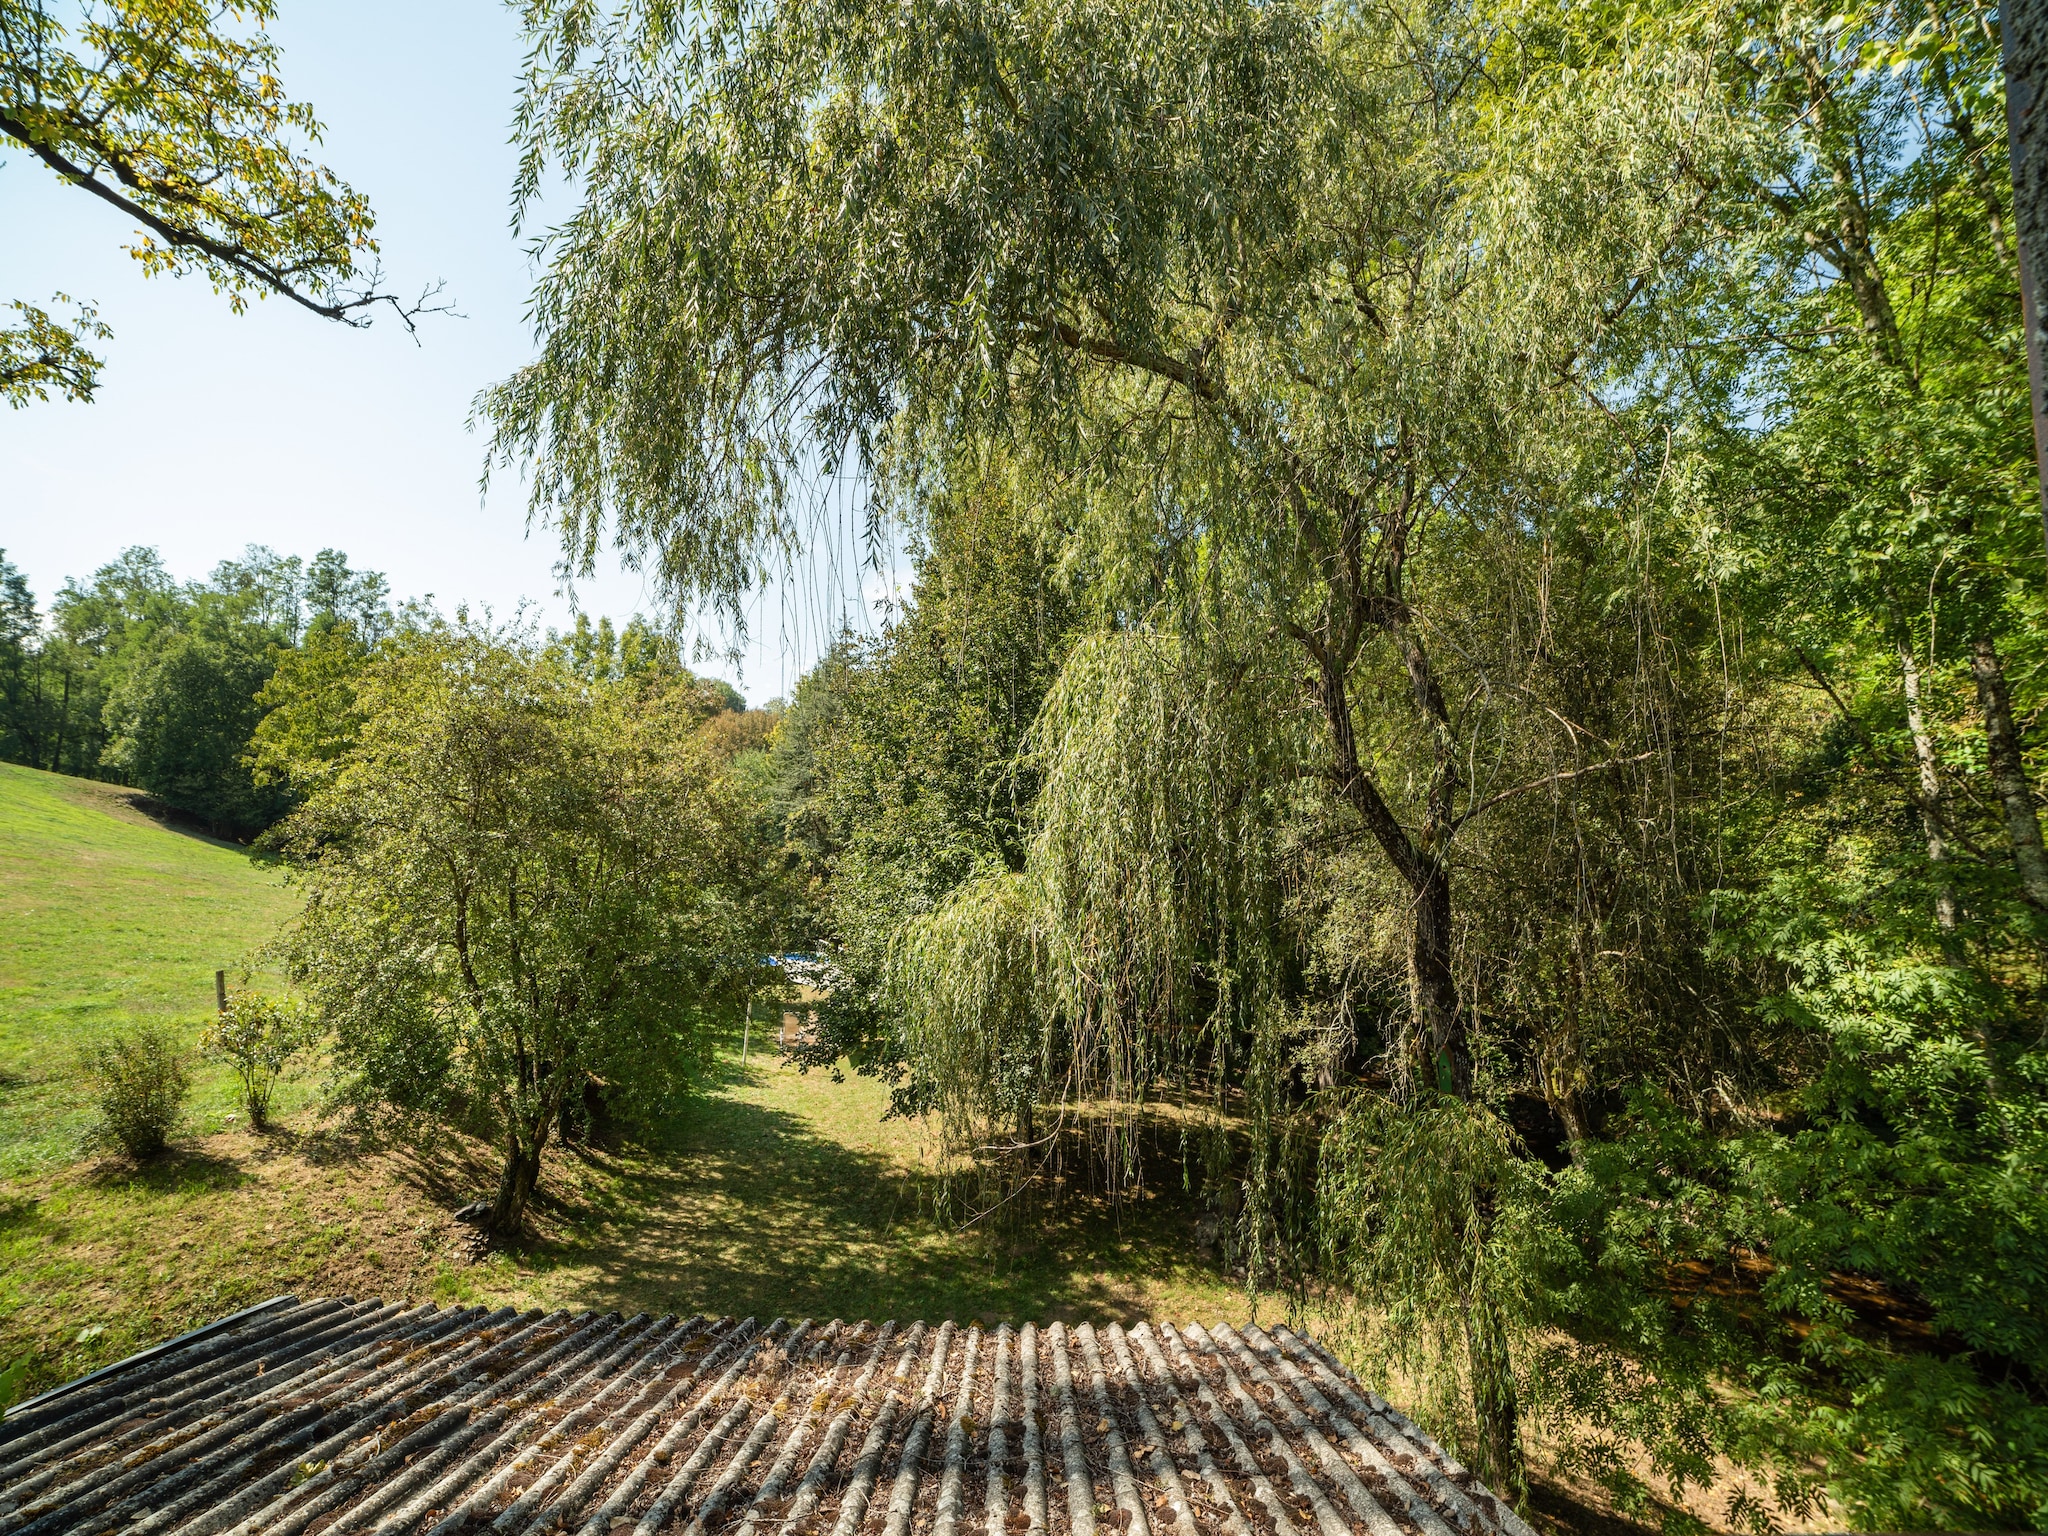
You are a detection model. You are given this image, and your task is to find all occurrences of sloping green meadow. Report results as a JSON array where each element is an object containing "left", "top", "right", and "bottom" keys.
[{"left": 0, "top": 762, "right": 301, "bottom": 1173}]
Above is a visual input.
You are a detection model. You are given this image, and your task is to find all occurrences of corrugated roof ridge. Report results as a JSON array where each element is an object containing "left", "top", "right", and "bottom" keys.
[{"left": 1, "top": 1303, "right": 1518, "bottom": 1536}]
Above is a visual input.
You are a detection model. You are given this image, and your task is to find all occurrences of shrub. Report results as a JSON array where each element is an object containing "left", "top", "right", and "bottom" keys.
[
  {"left": 276, "top": 622, "right": 769, "bottom": 1235},
  {"left": 81, "top": 1026, "right": 190, "bottom": 1160},
  {"left": 201, "top": 992, "right": 313, "bottom": 1129}
]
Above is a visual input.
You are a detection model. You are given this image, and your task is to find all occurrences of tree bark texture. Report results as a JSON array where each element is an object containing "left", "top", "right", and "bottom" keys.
[
  {"left": 1413, "top": 861, "right": 1468, "bottom": 1096},
  {"left": 1311, "top": 624, "right": 1472, "bottom": 1100},
  {"left": 1899, "top": 635, "right": 1960, "bottom": 933},
  {"left": 2002, "top": 0, "right": 2048, "bottom": 552},
  {"left": 1970, "top": 634, "right": 2048, "bottom": 911},
  {"left": 490, "top": 1108, "right": 553, "bottom": 1235}
]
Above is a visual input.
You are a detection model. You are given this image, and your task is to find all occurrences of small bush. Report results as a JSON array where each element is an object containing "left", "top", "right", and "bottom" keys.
[
  {"left": 81, "top": 1026, "right": 191, "bottom": 1160},
  {"left": 202, "top": 992, "right": 313, "bottom": 1129}
]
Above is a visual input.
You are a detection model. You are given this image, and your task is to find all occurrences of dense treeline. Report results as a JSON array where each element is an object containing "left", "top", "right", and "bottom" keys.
[
  {"left": 0, "top": 546, "right": 752, "bottom": 841},
  {"left": 481, "top": 0, "right": 2048, "bottom": 1525},
  {"left": 768, "top": 485, "right": 1078, "bottom": 1095},
  {"left": 0, "top": 546, "right": 391, "bottom": 835}
]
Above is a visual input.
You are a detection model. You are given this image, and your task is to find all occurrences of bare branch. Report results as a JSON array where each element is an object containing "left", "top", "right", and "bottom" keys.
[{"left": 1453, "top": 750, "right": 1658, "bottom": 830}]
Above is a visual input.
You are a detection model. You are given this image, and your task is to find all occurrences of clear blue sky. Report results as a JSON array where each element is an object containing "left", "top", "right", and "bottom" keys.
[{"left": 0, "top": 0, "right": 900, "bottom": 703}]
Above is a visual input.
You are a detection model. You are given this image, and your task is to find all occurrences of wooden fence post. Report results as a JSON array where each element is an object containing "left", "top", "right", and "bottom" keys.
[{"left": 215, "top": 970, "right": 227, "bottom": 1015}]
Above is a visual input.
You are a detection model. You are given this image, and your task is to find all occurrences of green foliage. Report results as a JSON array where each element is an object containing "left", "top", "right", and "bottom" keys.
[
  {"left": 245, "top": 619, "right": 372, "bottom": 794},
  {"left": 274, "top": 619, "right": 779, "bottom": 1233},
  {"left": 0, "top": 1352, "right": 29, "bottom": 1420},
  {"left": 80, "top": 1024, "right": 191, "bottom": 1161},
  {"left": 301, "top": 551, "right": 392, "bottom": 640},
  {"left": 102, "top": 605, "right": 288, "bottom": 836},
  {"left": 1319, "top": 1095, "right": 1541, "bottom": 1496},
  {"left": 891, "top": 619, "right": 1300, "bottom": 1153},
  {"left": 0, "top": 0, "right": 403, "bottom": 405},
  {"left": 775, "top": 481, "right": 1076, "bottom": 1096},
  {"left": 0, "top": 545, "right": 175, "bottom": 779},
  {"left": 0, "top": 550, "right": 39, "bottom": 767},
  {"left": 0, "top": 295, "right": 109, "bottom": 408},
  {"left": 891, "top": 869, "right": 1050, "bottom": 1138},
  {"left": 548, "top": 613, "right": 690, "bottom": 686},
  {"left": 200, "top": 990, "right": 312, "bottom": 1129},
  {"left": 483, "top": 0, "right": 2048, "bottom": 1520}
]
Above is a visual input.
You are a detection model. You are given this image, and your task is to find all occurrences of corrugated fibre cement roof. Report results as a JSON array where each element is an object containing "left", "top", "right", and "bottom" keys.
[{"left": 0, "top": 1299, "right": 1539, "bottom": 1536}]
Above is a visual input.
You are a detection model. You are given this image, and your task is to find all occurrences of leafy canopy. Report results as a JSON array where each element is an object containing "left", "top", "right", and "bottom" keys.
[{"left": 274, "top": 620, "right": 775, "bottom": 1232}]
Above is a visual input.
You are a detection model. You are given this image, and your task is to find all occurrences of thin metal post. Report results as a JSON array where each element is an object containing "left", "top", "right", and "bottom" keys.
[{"left": 741, "top": 997, "right": 752, "bottom": 1067}]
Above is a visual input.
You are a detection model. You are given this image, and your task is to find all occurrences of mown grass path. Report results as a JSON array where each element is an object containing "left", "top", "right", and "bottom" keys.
[{"left": 446, "top": 1052, "right": 1245, "bottom": 1327}]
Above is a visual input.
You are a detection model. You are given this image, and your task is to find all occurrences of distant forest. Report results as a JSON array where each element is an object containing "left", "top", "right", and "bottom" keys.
[{"left": 0, "top": 546, "right": 741, "bottom": 838}]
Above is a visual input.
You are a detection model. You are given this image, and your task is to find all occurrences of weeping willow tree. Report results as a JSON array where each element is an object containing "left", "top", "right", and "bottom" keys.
[
  {"left": 484, "top": 0, "right": 1753, "bottom": 1494},
  {"left": 884, "top": 440, "right": 1744, "bottom": 1494},
  {"left": 891, "top": 626, "right": 1303, "bottom": 1198},
  {"left": 489, "top": 0, "right": 1729, "bottom": 1087}
]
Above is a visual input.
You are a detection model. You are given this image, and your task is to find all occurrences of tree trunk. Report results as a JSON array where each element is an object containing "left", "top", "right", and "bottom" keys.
[
  {"left": 51, "top": 666, "right": 70, "bottom": 774},
  {"left": 1318, "top": 670, "right": 1471, "bottom": 1097},
  {"left": 1413, "top": 859, "right": 1469, "bottom": 1098},
  {"left": 489, "top": 1110, "right": 552, "bottom": 1235},
  {"left": 2001, "top": 0, "right": 2048, "bottom": 551},
  {"left": 1299, "top": 500, "right": 1518, "bottom": 1479},
  {"left": 1898, "top": 634, "right": 1959, "bottom": 933},
  {"left": 1307, "top": 587, "right": 1475, "bottom": 1101},
  {"left": 1969, "top": 634, "right": 2048, "bottom": 912}
]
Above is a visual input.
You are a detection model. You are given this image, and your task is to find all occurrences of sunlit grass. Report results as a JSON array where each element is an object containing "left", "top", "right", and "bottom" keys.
[
  {"left": 0, "top": 1043, "right": 1251, "bottom": 1402},
  {"left": 440, "top": 1048, "right": 1250, "bottom": 1328},
  {"left": 0, "top": 763, "right": 303, "bottom": 1174}
]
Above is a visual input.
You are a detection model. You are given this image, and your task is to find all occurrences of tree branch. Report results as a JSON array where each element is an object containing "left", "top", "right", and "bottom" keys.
[
  {"left": 1454, "top": 750, "right": 1657, "bottom": 830},
  {"left": 0, "top": 106, "right": 447, "bottom": 332}
]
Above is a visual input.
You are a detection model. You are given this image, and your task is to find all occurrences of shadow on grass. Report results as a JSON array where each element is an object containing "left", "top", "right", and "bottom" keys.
[
  {"left": 399, "top": 1132, "right": 508, "bottom": 1211},
  {"left": 1525, "top": 1478, "right": 1669, "bottom": 1536},
  {"left": 420, "top": 1071, "right": 1230, "bottom": 1327},
  {"left": 0, "top": 1192, "right": 41, "bottom": 1233},
  {"left": 110, "top": 787, "right": 273, "bottom": 856},
  {"left": 80, "top": 1145, "right": 251, "bottom": 1194}
]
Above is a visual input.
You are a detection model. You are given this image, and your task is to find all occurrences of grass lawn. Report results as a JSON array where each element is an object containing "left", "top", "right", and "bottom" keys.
[
  {"left": 0, "top": 763, "right": 303, "bottom": 1175},
  {"left": 445, "top": 1052, "right": 1247, "bottom": 1327}
]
